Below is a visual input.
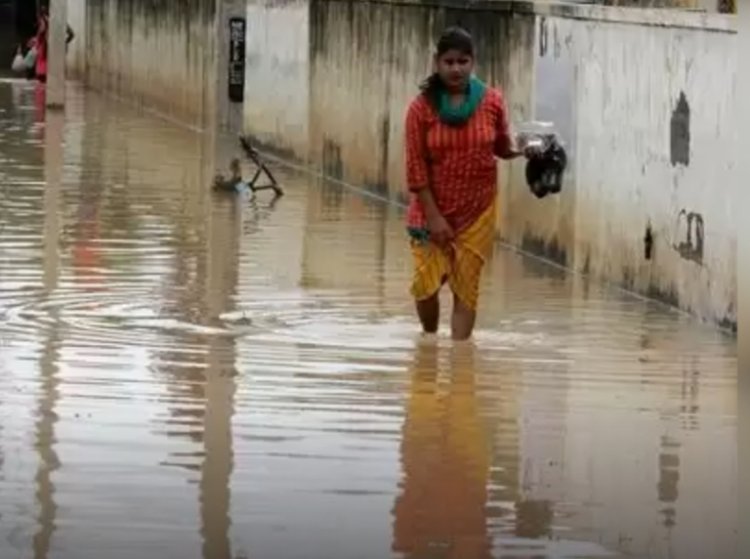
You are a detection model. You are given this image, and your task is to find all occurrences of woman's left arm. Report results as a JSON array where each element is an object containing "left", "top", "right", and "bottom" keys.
[{"left": 493, "top": 91, "right": 523, "bottom": 160}]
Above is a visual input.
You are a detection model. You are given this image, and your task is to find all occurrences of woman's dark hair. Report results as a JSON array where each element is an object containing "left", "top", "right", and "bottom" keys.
[{"left": 420, "top": 26, "right": 475, "bottom": 106}]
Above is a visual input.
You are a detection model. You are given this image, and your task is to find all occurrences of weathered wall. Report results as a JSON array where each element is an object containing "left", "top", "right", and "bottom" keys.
[
  {"left": 76, "top": 0, "right": 219, "bottom": 129},
  {"left": 519, "top": 4, "right": 737, "bottom": 328},
  {"left": 67, "top": 0, "right": 88, "bottom": 79},
  {"left": 243, "top": 0, "right": 309, "bottom": 160}
]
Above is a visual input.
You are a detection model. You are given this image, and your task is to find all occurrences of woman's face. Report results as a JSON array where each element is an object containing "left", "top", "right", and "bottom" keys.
[{"left": 435, "top": 48, "right": 474, "bottom": 92}]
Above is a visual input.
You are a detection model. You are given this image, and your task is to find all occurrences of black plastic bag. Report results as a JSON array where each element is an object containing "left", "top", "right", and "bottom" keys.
[{"left": 525, "top": 136, "right": 567, "bottom": 199}]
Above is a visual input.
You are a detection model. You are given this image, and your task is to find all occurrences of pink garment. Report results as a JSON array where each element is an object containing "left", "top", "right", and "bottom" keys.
[{"left": 34, "top": 15, "right": 49, "bottom": 79}]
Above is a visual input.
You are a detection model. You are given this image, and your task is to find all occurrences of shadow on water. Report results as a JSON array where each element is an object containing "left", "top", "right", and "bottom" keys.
[{"left": 0, "top": 80, "right": 739, "bottom": 559}]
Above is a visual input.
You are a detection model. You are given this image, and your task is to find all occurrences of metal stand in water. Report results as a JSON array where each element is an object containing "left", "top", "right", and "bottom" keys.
[{"left": 212, "top": 136, "right": 284, "bottom": 197}]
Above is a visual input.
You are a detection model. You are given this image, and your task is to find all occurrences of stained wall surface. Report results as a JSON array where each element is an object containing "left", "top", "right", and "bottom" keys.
[
  {"left": 70, "top": 0, "right": 219, "bottom": 128},
  {"left": 525, "top": 5, "right": 736, "bottom": 328}
]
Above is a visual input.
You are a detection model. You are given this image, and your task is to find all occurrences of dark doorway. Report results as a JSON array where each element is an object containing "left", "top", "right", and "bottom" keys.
[{"left": 0, "top": 0, "right": 41, "bottom": 76}]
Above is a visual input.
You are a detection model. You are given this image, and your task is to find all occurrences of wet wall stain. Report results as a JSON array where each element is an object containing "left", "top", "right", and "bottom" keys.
[
  {"left": 622, "top": 266, "right": 635, "bottom": 291},
  {"left": 520, "top": 232, "right": 567, "bottom": 268},
  {"left": 644, "top": 222, "right": 654, "bottom": 260},
  {"left": 670, "top": 91, "right": 690, "bottom": 167},
  {"left": 539, "top": 16, "right": 548, "bottom": 57},
  {"left": 581, "top": 252, "right": 591, "bottom": 276},
  {"left": 643, "top": 281, "right": 735, "bottom": 334},
  {"left": 379, "top": 114, "right": 391, "bottom": 191},
  {"left": 85, "top": 0, "right": 217, "bottom": 126},
  {"left": 646, "top": 282, "right": 680, "bottom": 310},
  {"left": 89, "top": 0, "right": 216, "bottom": 30},
  {"left": 438, "top": 8, "right": 534, "bottom": 84},
  {"left": 322, "top": 138, "right": 343, "bottom": 181},
  {"left": 719, "top": 315, "right": 737, "bottom": 333},
  {"left": 672, "top": 209, "right": 704, "bottom": 265}
]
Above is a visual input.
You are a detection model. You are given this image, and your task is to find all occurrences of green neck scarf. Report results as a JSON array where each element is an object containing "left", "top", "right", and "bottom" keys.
[{"left": 437, "top": 75, "right": 487, "bottom": 126}]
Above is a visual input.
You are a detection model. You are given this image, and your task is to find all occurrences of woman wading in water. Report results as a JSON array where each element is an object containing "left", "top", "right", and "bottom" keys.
[{"left": 405, "top": 27, "right": 534, "bottom": 341}]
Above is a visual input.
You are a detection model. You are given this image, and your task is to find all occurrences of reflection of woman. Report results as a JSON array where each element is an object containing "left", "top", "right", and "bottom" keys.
[
  {"left": 391, "top": 342, "right": 493, "bottom": 559},
  {"left": 405, "top": 27, "right": 535, "bottom": 341}
]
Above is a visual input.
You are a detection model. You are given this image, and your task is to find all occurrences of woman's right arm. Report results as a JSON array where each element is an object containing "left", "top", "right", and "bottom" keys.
[
  {"left": 405, "top": 100, "right": 453, "bottom": 244},
  {"left": 405, "top": 101, "right": 431, "bottom": 196}
]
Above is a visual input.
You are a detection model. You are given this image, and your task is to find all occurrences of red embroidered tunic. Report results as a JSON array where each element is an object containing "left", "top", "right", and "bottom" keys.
[{"left": 404, "top": 87, "right": 513, "bottom": 234}]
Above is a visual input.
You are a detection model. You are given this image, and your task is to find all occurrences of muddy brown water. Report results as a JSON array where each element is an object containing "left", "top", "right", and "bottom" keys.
[{"left": 0, "top": 79, "right": 738, "bottom": 559}]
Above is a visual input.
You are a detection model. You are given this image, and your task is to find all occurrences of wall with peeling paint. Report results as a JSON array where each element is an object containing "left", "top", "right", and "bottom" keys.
[
  {"left": 71, "top": 0, "right": 219, "bottom": 129},
  {"left": 528, "top": 6, "right": 737, "bottom": 329},
  {"left": 506, "top": 4, "right": 737, "bottom": 329}
]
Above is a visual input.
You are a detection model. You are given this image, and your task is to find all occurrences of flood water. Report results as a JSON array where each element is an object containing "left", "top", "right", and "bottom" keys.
[{"left": 0, "top": 79, "right": 738, "bottom": 559}]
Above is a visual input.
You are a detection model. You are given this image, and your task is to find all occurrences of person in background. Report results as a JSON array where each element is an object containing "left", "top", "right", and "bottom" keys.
[
  {"left": 28, "top": 5, "right": 75, "bottom": 83},
  {"left": 404, "top": 26, "right": 536, "bottom": 341}
]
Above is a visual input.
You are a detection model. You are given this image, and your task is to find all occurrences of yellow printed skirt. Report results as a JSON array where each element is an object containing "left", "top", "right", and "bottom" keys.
[{"left": 409, "top": 201, "right": 496, "bottom": 311}]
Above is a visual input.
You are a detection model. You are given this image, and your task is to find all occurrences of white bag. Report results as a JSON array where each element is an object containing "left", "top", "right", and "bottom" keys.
[
  {"left": 23, "top": 46, "right": 37, "bottom": 70},
  {"left": 11, "top": 47, "right": 25, "bottom": 73}
]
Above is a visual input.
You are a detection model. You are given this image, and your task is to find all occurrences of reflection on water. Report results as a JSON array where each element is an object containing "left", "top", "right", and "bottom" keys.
[
  {"left": 393, "top": 341, "right": 494, "bottom": 559},
  {"left": 0, "top": 79, "right": 739, "bottom": 559}
]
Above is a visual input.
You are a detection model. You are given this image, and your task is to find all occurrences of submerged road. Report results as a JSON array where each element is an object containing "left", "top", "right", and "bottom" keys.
[{"left": 0, "top": 79, "right": 738, "bottom": 559}]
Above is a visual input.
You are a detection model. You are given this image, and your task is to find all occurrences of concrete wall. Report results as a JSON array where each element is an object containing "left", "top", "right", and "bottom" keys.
[
  {"left": 71, "top": 0, "right": 219, "bottom": 129},
  {"left": 519, "top": 4, "right": 736, "bottom": 329},
  {"left": 67, "top": 0, "right": 88, "bottom": 79},
  {"left": 241, "top": 0, "right": 737, "bottom": 330},
  {"left": 68, "top": 0, "right": 246, "bottom": 132},
  {"left": 243, "top": 0, "right": 309, "bottom": 160}
]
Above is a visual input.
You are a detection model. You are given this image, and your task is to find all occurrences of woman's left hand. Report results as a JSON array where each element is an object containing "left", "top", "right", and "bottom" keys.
[
  {"left": 522, "top": 144, "right": 544, "bottom": 159},
  {"left": 504, "top": 145, "right": 543, "bottom": 160}
]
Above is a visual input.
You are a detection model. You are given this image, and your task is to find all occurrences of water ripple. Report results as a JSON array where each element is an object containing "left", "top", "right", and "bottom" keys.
[{"left": 0, "top": 80, "right": 738, "bottom": 559}]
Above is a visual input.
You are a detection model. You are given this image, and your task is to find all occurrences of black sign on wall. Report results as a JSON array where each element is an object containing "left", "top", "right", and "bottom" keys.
[{"left": 228, "top": 17, "right": 246, "bottom": 103}]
